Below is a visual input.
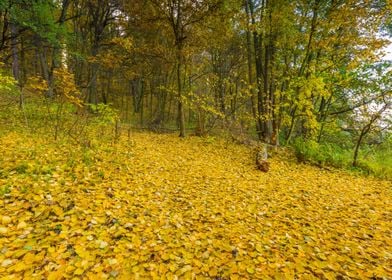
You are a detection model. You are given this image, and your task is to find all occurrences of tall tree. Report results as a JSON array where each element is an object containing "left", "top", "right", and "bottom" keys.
[{"left": 149, "top": 0, "right": 221, "bottom": 137}]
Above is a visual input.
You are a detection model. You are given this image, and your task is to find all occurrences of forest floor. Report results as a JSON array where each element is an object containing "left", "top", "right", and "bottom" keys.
[{"left": 0, "top": 131, "right": 391, "bottom": 279}]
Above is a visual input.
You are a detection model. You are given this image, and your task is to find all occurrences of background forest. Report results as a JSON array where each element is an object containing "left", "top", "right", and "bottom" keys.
[{"left": 0, "top": 0, "right": 392, "bottom": 177}]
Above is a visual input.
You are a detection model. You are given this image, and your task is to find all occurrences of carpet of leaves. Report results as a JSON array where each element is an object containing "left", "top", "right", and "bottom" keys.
[{"left": 0, "top": 131, "right": 391, "bottom": 279}]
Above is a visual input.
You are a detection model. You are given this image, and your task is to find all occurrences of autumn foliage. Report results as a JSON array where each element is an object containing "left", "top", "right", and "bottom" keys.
[{"left": 0, "top": 0, "right": 392, "bottom": 278}]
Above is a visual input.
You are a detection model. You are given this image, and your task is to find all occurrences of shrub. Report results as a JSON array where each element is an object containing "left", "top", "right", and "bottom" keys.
[{"left": 291, "top": 137, "right": 392, "bottom": 179}]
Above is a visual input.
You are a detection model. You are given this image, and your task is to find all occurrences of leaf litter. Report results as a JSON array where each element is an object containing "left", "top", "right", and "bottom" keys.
[{"left": 0, "top": 131, "right": 391, "bottom": 279}]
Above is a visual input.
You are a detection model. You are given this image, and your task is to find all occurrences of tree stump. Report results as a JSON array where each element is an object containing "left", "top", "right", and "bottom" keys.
[{"left": 256, "top": 145, "right": 269, "bottom": 172}]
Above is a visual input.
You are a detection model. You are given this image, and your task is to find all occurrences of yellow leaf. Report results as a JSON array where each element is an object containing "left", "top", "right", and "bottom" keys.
[
  {"left": 65, "top": 265, "right": 76, "bottom": 273},
  {"left": 209, "top": 267, "right": 218, "bottom": 277},
  {"left": 47, "top": 269, "right": 64, "bottom": 280},
  {"left": 0, "top": 227, "right": 8, "bottom": 234},
  {"left": 295, "top": 263, "right": 305, "bottom": 273},
  {"left": 169, "top": 263, "right": 177, "bottom": 272},
  {"left": 8, "top": 262, "right": 27, "bottom": 273},
  {"left": 22, "top": 252, "right": 35, "bottom": 264},
  {"left": 16, "top": 221, "right": 27, "bottom": 230},
  {"left": 178, "top": 265, "right": 192, "bottom": 275},
  {"left": 229, "top": 264, "right": 238, "bottom": 274},
  {"left": 75, "top": 245, "right": 92, "bottom": 260},
  {"left": 74, "top": 268, "right": 84, "bottom": 275},
  {"left": 1, "top": 216, "right": 11, "bottom": 225},
  {"left": 52, "top": 206, "right": 63, "bottom": 217},
  {"left": 34, "top": 251, "right": 46, "bottom": 263},
  {"left": 246, "top": 267, "right": 255, "bottom": 274},
  {"left": 13, "top": 250, "right": 27, "bottom": 258}
]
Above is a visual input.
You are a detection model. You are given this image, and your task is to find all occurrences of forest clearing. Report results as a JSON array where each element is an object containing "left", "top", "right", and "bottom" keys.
[{"left": 0, "top": 131, "right": 391, "bottom": 279}]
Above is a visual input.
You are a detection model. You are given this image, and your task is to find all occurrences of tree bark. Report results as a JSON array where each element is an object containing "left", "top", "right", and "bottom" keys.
[
  {"left": 10, "top": 22, "right": 23, "bottom": 108},
  {"left": 177, "top": 48, "right": 186, "bottom": 137},
  {"left": 352, "top": 125, "right": 369, "bottom": 167},
  {"left": 352, "top": 104, "right": 389, "bottom": 167}
]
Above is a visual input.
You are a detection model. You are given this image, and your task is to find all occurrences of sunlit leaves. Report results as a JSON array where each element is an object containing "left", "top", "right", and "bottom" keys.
[
  {"left": 53, "top": 68, "right": 83, "bottom": 107},
  {"left": 0, "top": 65, "right": 17, "bottom": 92},
  {"left": 24, "top": 76, "right": 49, "bottom": 94}
]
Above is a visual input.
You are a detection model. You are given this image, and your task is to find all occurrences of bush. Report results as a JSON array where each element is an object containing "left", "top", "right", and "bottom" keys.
[
  {"left": 292, "top": 138, "right": 329, "bottom": 166},
  {"left": 292, "top": 138, "right": 350, "bottom": 167},
  {"left": 291, "top": 137, "right": 392, "bottom": 179}
]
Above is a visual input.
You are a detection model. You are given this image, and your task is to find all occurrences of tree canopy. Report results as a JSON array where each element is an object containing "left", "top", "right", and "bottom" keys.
[{"left": 0, "top": 0, "right": 391, "bottom": 165}]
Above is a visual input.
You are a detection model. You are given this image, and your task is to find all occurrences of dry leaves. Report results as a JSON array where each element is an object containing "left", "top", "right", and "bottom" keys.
[{"left": 0, "top": 131, "right": 391, "bottom": 279}]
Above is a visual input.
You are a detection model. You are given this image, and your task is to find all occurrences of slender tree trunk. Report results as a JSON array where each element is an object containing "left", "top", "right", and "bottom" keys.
[
  {"left": 286, "top": 106, "right": 297, "bottom": 144},
  {"left": 10, "top": 22, "right": 23, "bottom": 109},
  {"left": 140, "top": 90, "right": 144, "bottom": 126},
  {"left": 88, "top": 44, "right": 99, "bottom": 104},
  {"left": 245, "top": 1, "right": 259, "bottom": 135},
  {"left": 20, "top": 36, "right": 26, "bottom": 86},
  {"left": 352, "top": 105, "right": 388, "bottom": 166},
  {"left": 150, "top": 79, "right": 154, "bottom": 118},
  {"left": 353, "top": 125, "right": 369, "bottom": 167},
  {"left": 102, "top": 71, "right": 112, "bottom": 104},
  {"left": 196, "top": 109, "right": 205, "bottom": 136},
  {"left": 249, "top": 0, "right": 266, "bottom": 141},
  {"left": 35, "top": 37, "right": 54, "bottom": 98},
  {"left": 177, "top": 47, "right": 185, "bottom": 137},
  {"left": 50, "top": 0, "right": 70, "bottom": 85}
]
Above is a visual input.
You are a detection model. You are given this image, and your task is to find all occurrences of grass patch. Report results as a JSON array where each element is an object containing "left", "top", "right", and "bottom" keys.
[{"left": 292, "top": 138, "right": 392, "bottom": 179}]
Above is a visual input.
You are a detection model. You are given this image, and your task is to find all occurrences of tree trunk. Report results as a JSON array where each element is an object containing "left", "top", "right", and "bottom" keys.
[
  {"left": 353, "top": 125, "right": 369, "bottom": 167},
  {"left": 35, "top": 37, "right": 54, "bottom": 98},
  {"left": 286, "top": 106, "right": 297, "bottom": 144},
  {"left": 177, "top": 47, "right": 185, "bottom": 137},
  {"left": 244, "top": 0, "right": 257, "bottom": 122},
  {"left": 88, "top": 44, "right": 99, "bottom": 104},
  {"left": 50, "top": 0, "right": 70, "bottom": 85},
  {"left": 10, "top": 22, "right": 23, "bottom": 108},
  {"left": 248, "top": 0, "right": 267, "bottom": 141}
]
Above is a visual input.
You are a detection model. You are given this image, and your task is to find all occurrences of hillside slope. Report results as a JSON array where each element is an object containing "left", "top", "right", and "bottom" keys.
[{"left": 0, "top": 132, "right": 391, "bottom": 279}]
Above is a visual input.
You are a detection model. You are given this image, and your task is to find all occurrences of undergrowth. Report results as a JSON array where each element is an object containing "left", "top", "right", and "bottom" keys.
[{"left": 292, "top": 138, "right": 392, "bottom": 180}]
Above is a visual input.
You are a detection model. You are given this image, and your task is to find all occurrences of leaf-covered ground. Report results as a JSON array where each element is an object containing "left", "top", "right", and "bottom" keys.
[{"left": 0, "top": 131, "right": 391, "bottom": 279}]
